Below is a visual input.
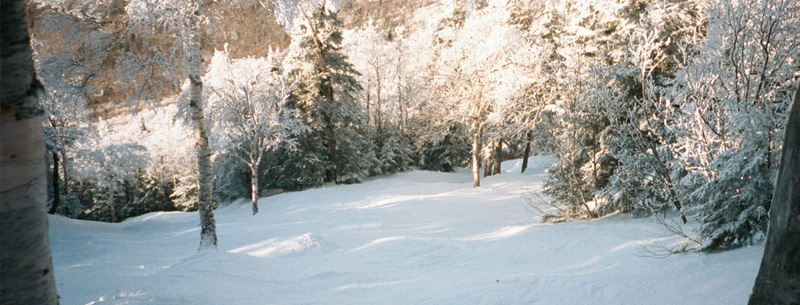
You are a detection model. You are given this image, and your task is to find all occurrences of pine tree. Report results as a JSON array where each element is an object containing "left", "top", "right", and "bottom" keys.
[{"left": 283, "top": 4, "right": 374, "bottom": 186}]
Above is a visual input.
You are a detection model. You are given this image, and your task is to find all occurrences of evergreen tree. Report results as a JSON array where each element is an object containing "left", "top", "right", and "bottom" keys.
[
  {"left": 539, "top": 0, "right": 633, "bottom": 219},
  {"left": 282, "top": 3, "right": 374, "bottom": 186},
  {"left": 673, "top": 0, "right": 800, "bottom": 251}
]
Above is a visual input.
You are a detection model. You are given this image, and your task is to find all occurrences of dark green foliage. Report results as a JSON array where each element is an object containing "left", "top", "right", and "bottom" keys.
[
  {"left": 66, "top": 171, "right": 179, "bottom": 223},
  {"left": 285, "top": 7, "right": 375, "bottom": 186},
  {"left": 687, "top": 148, "right": 772, "bottom": 251},
  {"left": 415, "top": 124, "right": 470, "bottom": 172},
  {"left": 377, "top": 130, "right": 415, "bottom": 175},
  {"left": 212, "top": 152, "right": 251, "bottom": 204}
]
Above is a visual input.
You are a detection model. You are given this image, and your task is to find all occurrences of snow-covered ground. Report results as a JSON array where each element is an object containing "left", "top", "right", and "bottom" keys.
[{"left": 50, "top": 156, "right": 762, "bottom": 304}]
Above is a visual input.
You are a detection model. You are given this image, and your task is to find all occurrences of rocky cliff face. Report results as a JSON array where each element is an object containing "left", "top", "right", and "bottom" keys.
[
  {"left": 338, "top": 0, "right": 436, "bottom": 32},
  {"left": 31, "top": 0, "right": 434, "bottom": 119}
]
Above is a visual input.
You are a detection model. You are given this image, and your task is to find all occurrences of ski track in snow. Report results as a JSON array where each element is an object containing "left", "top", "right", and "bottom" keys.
[{"left": 49, "top": 156, "right": 762, "bottom": 305}]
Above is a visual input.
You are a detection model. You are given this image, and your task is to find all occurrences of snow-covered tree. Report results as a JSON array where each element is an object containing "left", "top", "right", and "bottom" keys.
[
  {"left": 125, "top": 0, "right": 219, "bottom": 249},
  {"left": 35, "top": 63, "right": 93, "bottom": 214},
  {"left": 30, "top": 1, "right": 119, "bottom": 215},
  {"left": 431, "top": 0, "right": 537, "bottom": 187},
  {"left": 595, "top": 25, "right": 688, "bottom": 220},
  {"left": 670, "top": 0, "right": 800, "bottom": 251},
  {"left": 281, "top": 2, "right": 375, "bottom": 185},
  {"left": 537, "top": 0, "right": 646, "bottom": 220},
  {"left": 206, "top": 49, "right": 304, "bottom": 214},
  {"left": 71, "top": 121, "right": 150, "bottom": 222},
  {"left": 343, "top": 24, "right": 415, "bottom": 175},
  {"left": 52, "top": 101, "right": 196, "bottom": 222},
  {"left": 541, "top": 62, "right": 615, "bottom": 220}
]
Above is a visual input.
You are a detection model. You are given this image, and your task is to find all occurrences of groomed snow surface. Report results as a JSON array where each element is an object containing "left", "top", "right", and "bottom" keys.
[{"left": 50, "top": 156, "right": 762, "bottom": 304}]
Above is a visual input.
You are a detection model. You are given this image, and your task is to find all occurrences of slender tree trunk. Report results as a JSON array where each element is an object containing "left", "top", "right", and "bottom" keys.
[
  {"left": 49, "top": 151, "right": 60, "bottom": 214},
  {"left": 396, "top": 47, "right": 406, "bottom": 133},
  {"left": 321, "top": 77, "right": 338, "bottom": 183},
  {"left": 365, "top": 84, "right": 370, "bottom": 124},
  {"left": 492, "top": 138, "right": 503, "bottom": 175},
  {"left": 375, "top": 73, "right": 383, "bottom": 145},
  {"left": 60, "top": 151, "right": 71, "bottom": 197},
  {"left": 749, "top": 82, "right": 800, "bottom": 304},
  {"left": 471, "top": 123, "right": 481, "bottom": 188},
  {"left": 521, "top": 130, "right": 531, "bottom": 173},
  {"left": 251, "top": 165, "right": 259, "bottom": 215},
  {"left": 108, "top": 191, "right": 117, "bottom": 223},
  {"left": 397, "top": 74, "right": 405, "bottom": 133},
  {"left": 0, "top": 0, "right": 59, "bottom": 303},
  {"left": 484, "top": 140, "right": 493, "bottom": 178},
  {"left": 189, "top": 75, "right": 218, "bottom": 250}
]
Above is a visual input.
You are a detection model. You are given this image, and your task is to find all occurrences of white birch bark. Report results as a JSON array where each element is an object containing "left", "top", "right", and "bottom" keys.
[
  {"left": 0, "top": 0, "right": 59, "bottom": 303},
  {"left": 189, "top": 74, "right": 218, "bottom": 250},
  {"left": 471, "top": 121, "right": 481, "bottom": 188},
  {"left": 251, "top": 166, "right": 259, "bottom": 215}
]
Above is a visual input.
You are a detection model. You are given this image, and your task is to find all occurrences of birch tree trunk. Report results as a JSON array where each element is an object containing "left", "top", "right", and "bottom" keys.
[
  {"left": 183, "top": 0, "right": 217, "bottom": 250},
  {"left": 189, "top": 75, "right": 218, "bottom": 250},
  {"left": 483, "top": 140, "right": 493, "bottom": 178},
  {"left": 748, "top": 82, "right": 800, "bottom": 304},
  {"left": 471, "top": 122, "right": 481, "bottom": 188},
  {"left": 0, "top": 0, "right": 59, "bottom": 303},
  {"left": 251, "top": 164, "right": 259, "bottom": 215},
  {"left": 492, "top": 139, "right": 502, "bottom": 175}
]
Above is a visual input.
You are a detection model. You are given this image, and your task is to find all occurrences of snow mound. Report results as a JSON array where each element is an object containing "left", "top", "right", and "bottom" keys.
[
  {"left": 228, "top": 233, "right": 319, "bottom": 258},
  {"left": 457, "top": 224, "right": 536, "bottom": 241}
]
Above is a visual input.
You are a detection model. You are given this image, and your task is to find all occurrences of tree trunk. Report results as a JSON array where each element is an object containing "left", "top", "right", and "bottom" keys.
[
  {"left": 365, "top": 83, "right": 370, "bottom": 124},
  {"left": 0, "top": 0, "right": 59, "bottom": 303},
  {"left": 471, "top": 124, "right": 481, "bottom": 188},
  {"left": 484, "top": 140, "right": 493, "bottom": 178},
  {"left": 251, "top": 165, "right": 259, "bottom": 215},
  {"left": 521, "top": 130, "right": 531, "bottom": 173},
  {"left": 492, "top": 138, "right": 503, "bottom": 175},
  {"left": 397, "top": 73, "right": 405, "bottom": 133},
  {"left": 375, "top": 73, "right": 383, "bottom": 145},
  {"left": 396, "top": 48, "right": 406, "bottom": 133},
  {"left": 749, "top": 82, "right": 800, "bottom": 304},
  {"left": 189, "top": 75, "right": 218, "bottom": 250},
  {"left": 322, "top": 77, "right": 338, "bottom": 183},
  {"left": 108, "top": 192, "right": 117, "bottom": 223},
  {"left": 49, "top": 151, "right": 60, "bottom": 214}
]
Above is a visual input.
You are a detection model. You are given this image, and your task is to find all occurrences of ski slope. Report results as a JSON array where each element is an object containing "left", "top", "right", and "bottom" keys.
[{"left": 49, "top": 156, "right": 763, "bottom": 304}]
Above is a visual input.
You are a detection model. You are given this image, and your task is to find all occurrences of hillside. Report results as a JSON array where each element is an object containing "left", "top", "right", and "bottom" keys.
[
  {"left": 49, "top": 157, "right": 761, "bottom": 304},
  {"left": 31, "top": 0, "right": 427, "bottom": 119}
]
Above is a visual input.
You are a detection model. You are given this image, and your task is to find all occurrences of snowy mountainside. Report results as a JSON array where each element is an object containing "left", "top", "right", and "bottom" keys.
[{"left": 50, "top": 156, "right": 761, "bottom": 304}]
